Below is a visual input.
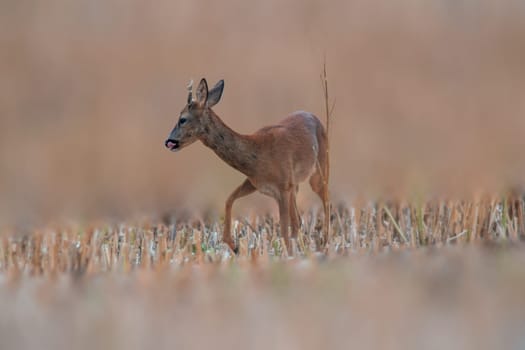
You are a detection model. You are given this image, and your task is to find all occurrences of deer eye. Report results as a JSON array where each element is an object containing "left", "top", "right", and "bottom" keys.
[{"left": 179, "top": 117, "right": 187, "bottom": 125}]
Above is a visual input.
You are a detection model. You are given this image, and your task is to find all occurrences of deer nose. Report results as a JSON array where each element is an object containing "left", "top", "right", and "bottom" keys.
[{"left": 165, "top": 139, "right": 180, "bottom": 151}]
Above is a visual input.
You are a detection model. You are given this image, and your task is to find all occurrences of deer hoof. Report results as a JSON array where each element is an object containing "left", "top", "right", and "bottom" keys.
[{"left": 224, "top": 240, "right": 237, "bottom": 254}]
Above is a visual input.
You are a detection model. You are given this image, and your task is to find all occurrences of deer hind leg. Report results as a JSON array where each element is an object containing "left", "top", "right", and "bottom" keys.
[
  {"left": 309, "top": 169, "right": 329, "bottom": 246},
  {"left": 224, "top": 178, "right": 256, "bottom": 252},
  {"left": 289, "top": 185, "right": 300, "bottom": 239}
]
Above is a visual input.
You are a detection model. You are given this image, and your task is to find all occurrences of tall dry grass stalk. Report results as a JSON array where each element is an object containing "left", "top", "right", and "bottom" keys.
[{"left": 320, "top": 59, "right": 334, "bottom": 247}]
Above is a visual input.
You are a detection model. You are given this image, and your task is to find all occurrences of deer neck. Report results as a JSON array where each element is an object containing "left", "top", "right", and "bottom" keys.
[{"left": 199, "top": 111, "right": 257, "bottom": 177}]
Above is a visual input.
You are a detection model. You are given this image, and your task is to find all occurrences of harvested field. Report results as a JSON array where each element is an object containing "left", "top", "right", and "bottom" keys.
[
  {"left": 1, "top": 197, "right": 525, "bottom": 349},
  {"left": 2, "top": 195, "right": 525, "bottom": 272}
]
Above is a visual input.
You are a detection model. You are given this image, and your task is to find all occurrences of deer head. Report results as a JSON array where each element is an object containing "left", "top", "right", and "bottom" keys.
[{"left": 165, "top": 78, "right": 224, "bottom": 151}]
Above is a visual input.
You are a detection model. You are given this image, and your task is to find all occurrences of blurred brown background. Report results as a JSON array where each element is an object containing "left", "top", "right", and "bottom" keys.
[{"left": 1, "top": 0, "right": 525, "bottom": 224}]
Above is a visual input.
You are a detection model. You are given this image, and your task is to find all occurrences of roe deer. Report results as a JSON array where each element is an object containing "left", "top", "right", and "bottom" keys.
[{"left": 165, "top": 78, "right": 328, "bottom": 254}]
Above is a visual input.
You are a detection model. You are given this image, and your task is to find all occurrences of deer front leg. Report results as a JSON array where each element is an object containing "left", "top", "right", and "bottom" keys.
[
  {"left": 278, "top": 190, "right": 292, "bottom": 255},
  {"left": 289, "top": 186, "right": 300, "bottom": 239},
  {"left": 224, "top": 178, "right": 256, "bottom": 252}
]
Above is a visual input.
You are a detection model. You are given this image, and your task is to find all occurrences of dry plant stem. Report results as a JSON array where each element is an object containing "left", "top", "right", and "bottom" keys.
[
  {"left": 321, "top": 59, "right": 332, "bottom": 246},
  {"left": 416, "top": 202, "right": 426, "bottom": 245},
  {"left": 384, "top": 206, "right": 408, "bottom": 244},
  {"left": 502, "top": 195, "right": 509, "bottom": 238},
  {"left": 449, "top": 201, "right": 459, "bottom": 241},
  {"left": 447, "top": 230, "right": 468, "bottom": 243},
  {"left": 470, "top": 199, "right": 480, "bottom": 242},
  {"left": 375, "top": 202, "right": 386, "bottom": 246},
  {"left": 517, "top": 197, "right": 525, "bottom": 238},
  {"left": 349, "top": 207, "right": 357, "bottom": 248}
]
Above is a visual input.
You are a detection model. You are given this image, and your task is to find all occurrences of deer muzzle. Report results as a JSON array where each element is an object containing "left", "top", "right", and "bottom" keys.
[{"left": 165, "top": 139, "right": 180, "bottom": 151}]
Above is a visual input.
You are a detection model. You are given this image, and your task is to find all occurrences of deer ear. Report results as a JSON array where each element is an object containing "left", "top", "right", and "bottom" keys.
[
  {"left": 206, "top": 80, "right": 224, "bottom": 107},
  {"left": 196, "top": 78, "right": 208, "bottom": 105}
]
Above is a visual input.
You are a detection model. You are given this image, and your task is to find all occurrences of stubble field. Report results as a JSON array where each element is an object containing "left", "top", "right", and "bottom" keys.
[{"left": 1, "top": 195, "right": 525, "bottom": 349}]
